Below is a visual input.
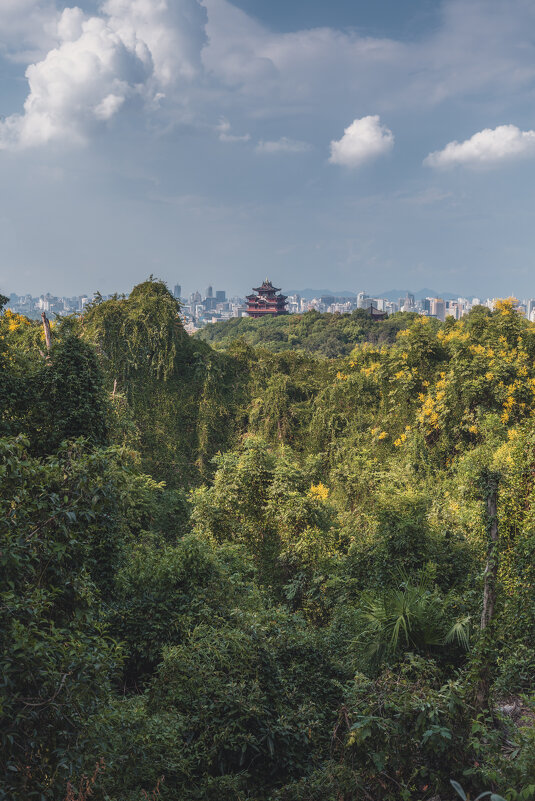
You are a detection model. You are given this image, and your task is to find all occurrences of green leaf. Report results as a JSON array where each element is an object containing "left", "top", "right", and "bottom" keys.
[{"left": 450, "top": 780, "right": 467, "bottom": 801}]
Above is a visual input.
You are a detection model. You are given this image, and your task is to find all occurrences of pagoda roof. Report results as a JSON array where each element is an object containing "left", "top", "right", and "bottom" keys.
[{"left": 253, "top": 279, "right": 281, "bottom": 293}]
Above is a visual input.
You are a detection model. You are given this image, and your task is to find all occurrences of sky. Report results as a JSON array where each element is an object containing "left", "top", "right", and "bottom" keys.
[{"left": 1, "top": 0, "right": 535, "bottom": 299}]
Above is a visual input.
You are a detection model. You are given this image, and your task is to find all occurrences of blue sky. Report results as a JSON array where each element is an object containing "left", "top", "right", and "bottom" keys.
[{"left": 1, "top": 0, "right": 535, "bottom": 298}]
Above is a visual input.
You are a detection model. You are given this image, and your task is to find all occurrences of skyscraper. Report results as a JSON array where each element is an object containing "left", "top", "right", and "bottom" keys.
[{"left": 173, "top": 284, "right": 181, "bottom": 299}]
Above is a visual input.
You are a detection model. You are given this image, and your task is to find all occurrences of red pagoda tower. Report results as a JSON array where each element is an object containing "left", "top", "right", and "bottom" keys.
[{"left": 246, "top": 279, "right": 288, "bottom": 318}]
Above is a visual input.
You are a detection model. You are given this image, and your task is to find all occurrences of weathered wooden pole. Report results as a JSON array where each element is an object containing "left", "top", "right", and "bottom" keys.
[{"left": 41, "top": 312, "right": 52, "bottom": 354}]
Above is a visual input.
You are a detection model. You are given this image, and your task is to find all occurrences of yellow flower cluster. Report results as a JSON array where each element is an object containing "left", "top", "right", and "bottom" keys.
[
  {"left": 3, "top": 309, "right": 28, "bottom": 332},
  {"left": 418, "top": 393, "right": 440, "bottom": 430},
  {"left": 336, "top": 371, "right": 349, "bottom": 381},
  {"left": 309, "top": 482, "right": 329, "bottom": 500},
  {"left": 371, "top": 426, "right": 388, "bottom": 440},
  {"left": 394, "top": 425, "right": 411, "bottom": 447},
  {"left": 440, "top": 328, "right": 469, "bottom": 344},
  {"left": 494, "top": 297, "right": 518, "bottom": 314},
  {"left": 360, "top": 361, "right": 380, "bottom": 377},
  {"left": 501, "top": 392, "right": 515, "bottom": 424}
]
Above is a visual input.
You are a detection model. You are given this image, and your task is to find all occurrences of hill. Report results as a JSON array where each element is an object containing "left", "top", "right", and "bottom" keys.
[{"left": 196, "top": 308, "right": 423, "bottom": 357}]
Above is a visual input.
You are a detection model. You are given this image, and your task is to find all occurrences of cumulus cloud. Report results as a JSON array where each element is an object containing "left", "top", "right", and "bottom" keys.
[
  {"left": 255, "top": 137, "right": 311, "bottom": 154},
  {"left": 217, "top": 117, "right": 250, "bottom": 142},
  {"left": 0, "top": 9, "right": 145, "bottom": 149},
  {"left": 201, "top": 0, "right": 535, "bottom": 117},
  {"left": 424, "top": 124, "right": 535, "bottom": 168},
  {"left": 3, "top": 0, "right": 535, "bottom": 155},
  {"left": 0, "top": 0, "right": 206, "bottom": 150},
  {"left": 329, "top": 115, "right": 393, "bottom": 168},
  {"left": 102, "top": 0, "right": 206, "bottom": 85}
]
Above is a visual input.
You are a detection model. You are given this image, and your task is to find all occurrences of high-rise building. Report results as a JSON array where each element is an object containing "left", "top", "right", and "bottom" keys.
[
  {"left": 356, "top": 291, "right": 369, "bottom": 309},
  {"left": 173, "top": 284, "right": 181, "bottom": 299},
  {"left": 206, "top": 285, "right": 213, "bottom": 299},
  {"left": 402, "top": 293, "right": 415, "bottom": 312},
  {"left": 431, "top": 298, "right": 445, "bottom": 322},
  {"left": 215, "top": 290, "right": 226, "bottom": 302}
]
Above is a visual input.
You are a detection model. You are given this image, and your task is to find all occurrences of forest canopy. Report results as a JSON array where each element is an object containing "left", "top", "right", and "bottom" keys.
[
  {"left": 196, "top": 307, "right": 424, "bottom": 356},
  {"left": 1, "top": 283, "right": 535, "bottom": 801}
]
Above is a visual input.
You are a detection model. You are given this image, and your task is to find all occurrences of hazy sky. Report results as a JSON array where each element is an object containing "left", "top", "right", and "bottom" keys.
[{"left": 1, "top": 0, "right": 535, "bottom": 298}]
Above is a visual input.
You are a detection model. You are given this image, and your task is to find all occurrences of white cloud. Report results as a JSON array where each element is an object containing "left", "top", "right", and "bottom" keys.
[
  {"left": 216, "top": 117, "right": 250, "bottom": 142},
  {"left": 201, "top": 0, "right": 535, "bottom": 117},
  {"left": 256, "top": 137, "right": 311, "bottom": 154},
  {"left": 0, "top": 10, "right": 145, "bottom": 149},
  {"left": 3, "top": 0, "right": 535, "bottom": 155},
  {"left": 329, "top": 115, "right": 393, "bottom": 168},
  {"left": 424, "top": 124, "right": 535, "bottom": 168},
  {"left": 102, "top": 0, "right": 207, "bottom": 85},
  {"left": 0, "top": 0, "right": 207, "bottom": 150}
]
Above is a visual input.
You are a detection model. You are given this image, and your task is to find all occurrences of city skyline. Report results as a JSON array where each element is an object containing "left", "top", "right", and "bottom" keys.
[
  {"left": 7, "top": 281, "right": 535, "bottom": 334},
  {"left": 0, "top": 278, "right": 522, "bottom": 306},
  {"left": 1, "top": 1, "right": 535, "bottom": 296}
]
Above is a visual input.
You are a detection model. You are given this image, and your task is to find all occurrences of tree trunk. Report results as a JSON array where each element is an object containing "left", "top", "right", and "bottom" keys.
[{"left": 41, "top": 312, "right": 52, "bottom": 354}]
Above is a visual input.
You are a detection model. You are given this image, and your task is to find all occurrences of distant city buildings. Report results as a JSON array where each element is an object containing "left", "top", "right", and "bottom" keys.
[
  {"left": 4, "top": 283, "right": 535, "bottom": 333},
  {"left": 4, "top": 292, "right": 101, "bottom": 319}
]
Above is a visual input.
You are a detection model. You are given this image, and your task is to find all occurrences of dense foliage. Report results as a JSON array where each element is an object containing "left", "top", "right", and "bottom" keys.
[
  {"left": 2, "top": 285, "right": 535, "bottom": 801},
  {"left": 197, "top": 308, "right": 423, "bottom": 356}
]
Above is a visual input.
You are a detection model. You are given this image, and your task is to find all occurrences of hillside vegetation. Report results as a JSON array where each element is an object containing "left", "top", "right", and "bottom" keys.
[
  {"left": 2, "top": 282, "right": 535, "bottom": 801},
  {"left": 196, "top": 307, "right": 424, "bottom": 356}
]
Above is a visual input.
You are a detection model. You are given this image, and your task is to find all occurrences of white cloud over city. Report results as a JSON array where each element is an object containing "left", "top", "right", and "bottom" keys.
[{"left": 1, "top": 0, "right": 535, "bottom": 296}]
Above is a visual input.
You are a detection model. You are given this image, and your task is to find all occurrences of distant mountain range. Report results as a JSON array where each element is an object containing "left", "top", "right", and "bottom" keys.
[
  {"left": 283, "top": 288, "right": 357, "bottom": 299},
  {"left": 284, "top": 288, "right": 467, "bottom": 301}
]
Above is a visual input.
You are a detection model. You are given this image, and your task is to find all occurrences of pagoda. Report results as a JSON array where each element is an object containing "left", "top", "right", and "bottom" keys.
[{"left": 246, "top": 279, "right": 288, "bottom": 318}]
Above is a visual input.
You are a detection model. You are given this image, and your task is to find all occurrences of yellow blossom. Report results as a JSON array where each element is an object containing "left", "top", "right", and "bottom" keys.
[{"left": 309, "top": 483, "right": 329, "bottom": 500}]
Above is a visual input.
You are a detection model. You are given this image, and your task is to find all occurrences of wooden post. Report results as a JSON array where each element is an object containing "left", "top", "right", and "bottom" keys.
[
  {"left": 41, "top": 312, "right": 52, "bottom": 354},
  {"left": 112, "top": 378, "right": 117, "bottom": 397}
]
